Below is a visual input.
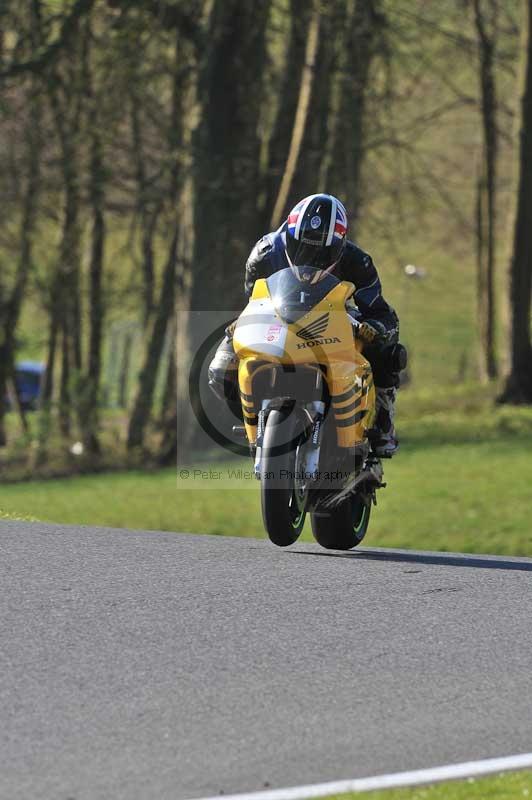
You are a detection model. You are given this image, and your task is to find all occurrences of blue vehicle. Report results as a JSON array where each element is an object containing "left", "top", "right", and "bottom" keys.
[{"left": 11, "top": 361, "right": 46, "bottom": 410}]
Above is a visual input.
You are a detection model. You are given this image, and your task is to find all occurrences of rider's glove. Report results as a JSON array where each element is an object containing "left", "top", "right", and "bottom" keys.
[{"left": 355, "top": 319, "right": 388, "bottom": 344}]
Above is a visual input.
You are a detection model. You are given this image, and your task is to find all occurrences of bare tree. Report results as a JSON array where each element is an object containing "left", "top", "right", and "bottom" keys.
[
  {"left": 259, "top": 0, "right": 311, "bottom": 230},
  {"left": 270, "top": 0, "right": 383, "bottom": 227},
  {"left": 270, "top": 1, "right": 321, "bottom": 227},
  {"left": 473, "top": 0, "right": 499, "bottom": 381},
  {"left": 499, "top": 0, "right": 532, "bottom": 403},
  {"left": 128, "top": 63, "right": 162, "bottom": 325},
  {"left": 322, "top": 0, "right": 384, "bottom": 218},
  {"left": 191, "top": 0, "right": 271, "bottom": 311},
  {"left": 46, "top": 39, "right": 85, "bottom": 436},
  {"left": 79, "top": 15, "right": 107, "bottom": 455},
  {"left": 0, "top": 3, "right": 43, "bottom": 446},
  {"left": 127, "top": 30, "right": 187, "bottom": 452}
]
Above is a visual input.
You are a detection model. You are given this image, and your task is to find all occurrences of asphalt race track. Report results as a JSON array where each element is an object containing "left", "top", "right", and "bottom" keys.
[{"left": 2, "top": 521, "right": 532, "bottom": 800}]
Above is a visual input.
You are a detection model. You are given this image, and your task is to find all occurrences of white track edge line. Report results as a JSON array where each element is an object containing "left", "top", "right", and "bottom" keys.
[{"left": 192, "top": 752, "right": 532, "bottom": 800}]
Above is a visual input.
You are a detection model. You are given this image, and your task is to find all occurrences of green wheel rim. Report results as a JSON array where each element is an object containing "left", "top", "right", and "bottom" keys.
[
  {"left": 292, "top": 511, "right": 304, "bottom": 529},
  {"left": 290, "top": 489, "right": 305, "bottom": 529},
  {"left": 353, "top": 503, "right": 369, "bottom": 536}
]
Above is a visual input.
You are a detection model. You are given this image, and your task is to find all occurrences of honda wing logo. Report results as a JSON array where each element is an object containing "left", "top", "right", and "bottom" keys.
[{"left": 296, "top": 313, "right": 329, "bottom": 340}]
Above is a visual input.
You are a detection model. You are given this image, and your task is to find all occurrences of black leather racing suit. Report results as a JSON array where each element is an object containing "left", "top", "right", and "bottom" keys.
[{"left": 209, "top": 225, "right": 402, "bottom": 417}]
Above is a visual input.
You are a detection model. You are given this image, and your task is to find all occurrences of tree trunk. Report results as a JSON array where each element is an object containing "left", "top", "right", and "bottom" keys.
[
  {"left": 0, "top": 372, "right": 6, "bottom": 447},
  {"left": 118, "top": 332, "right": 133, "bottom": 409},
  {"left": 270, "top": 1, "right": 321, "bottom": 227},
  {"left": 174, "top": 140, "right": 195, "bottom": 464},
  {"left": 157, "top": 317, "right": 178, "bottom": 465},
  {"left": 499, "top": 0, "right": 532, "bottom": 403},
  {"left": 79, "top": 19, "right": 106, "bottom": 456},
  {"left": 0, "top": 62, "right": 42, "bottom": 446},
  {"left": 8, "top": 368, "right": 29, "bottom": 436},
  {"left": 270, "top": 0, "right": 381, "bottom": 228},
  {"left": 160, "top": 321, "right": 177, "bottom": 425},
  {"left": 51, "top": 92, "right": 83, "bottom": 378},
  {"left": 127, "top": 28, "right": 186, "bottom": 452},
  {"left": 42, "top": 296, "right": 59, "bottom": 407},
  {"left": 46, "top": 28, "right": 85, "bottom": 438},
  {"left": 127, "top": 230, "right": 178, "bottom": 450},
  {"left": 34, "top": 308, "right": 59, "bottom": 466},
  {"left": 130, "top": 80, "right": 161, "bottom": 325},
  {"left": 473, "top": 0, "right": 499, "bottom": 382},
  {"left": 315, "top": 0, "right": 382, "bottom": 225},
  {"left": 289, "top": 4, "right": 337, "bottom": 211},
  {"left": 259, "top": 0, "right": 310, "bottom": 230},
  {"left": 59, "top": 328, "right": 71, "bottom": 437},
  {"left": 191, "top": 0, "right": 271, "bottom": 311},
  {"left": 182, "top": 1, "right": 270, "bottom": 457},
  {"left": 342, "top": 0, "right": 383, "bottom": 224},
  {"left": 82, "top": 123, "right": 106, "bottom": 454}
]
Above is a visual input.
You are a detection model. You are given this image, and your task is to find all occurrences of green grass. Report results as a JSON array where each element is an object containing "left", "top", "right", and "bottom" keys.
[
  {"left": 328, "top": 769, "right": 532, "bottom": 799},
  {"left": 0, "top": 509, "right": 38, "bottom": 522},
  {"left": 2, "top": 387, "right": 532, "bottom": 557}
]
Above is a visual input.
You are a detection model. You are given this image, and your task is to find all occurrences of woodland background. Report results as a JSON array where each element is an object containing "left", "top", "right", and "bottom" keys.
[{"left": 1, "top": 0, "right": 532, "bottom": 486}]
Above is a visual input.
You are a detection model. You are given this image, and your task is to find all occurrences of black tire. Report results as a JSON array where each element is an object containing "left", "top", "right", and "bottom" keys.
[
  {"left": 311, "top": 494, "right": 371, "bottom": 550},
  {"left": 261, "top": 408, "right": 307, "bottom": 547}
]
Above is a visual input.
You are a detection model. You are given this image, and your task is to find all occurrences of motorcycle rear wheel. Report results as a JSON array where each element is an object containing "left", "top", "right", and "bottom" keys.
[
  {"left": 261, "top": 408, "right": 307, "bottom": 547},
  {"left": 311, "top": 494, "right": 371, "bottom": 550}
]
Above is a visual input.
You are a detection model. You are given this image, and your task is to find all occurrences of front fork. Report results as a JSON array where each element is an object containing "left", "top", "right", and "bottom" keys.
[
  {"left": 253, "top": 400, "right": 326, "bottom": 480},
  {"left": 253, "top": 408, "right": 266, "bottom": 479}
]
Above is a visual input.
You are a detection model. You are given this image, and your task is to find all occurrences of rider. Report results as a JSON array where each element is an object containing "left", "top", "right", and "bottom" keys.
[{"left": 209, "top": 193, "right": 405, "bottom": 457}]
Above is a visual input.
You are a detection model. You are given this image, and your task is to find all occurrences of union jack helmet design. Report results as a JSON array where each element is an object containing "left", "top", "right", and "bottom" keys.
[{"left": 285, "top": 194, "right": 348, "bottom": 282}]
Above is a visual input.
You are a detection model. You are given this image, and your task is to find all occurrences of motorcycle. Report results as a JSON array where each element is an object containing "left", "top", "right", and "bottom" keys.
[{"left": 232, "top": 266, "right": 386, "bottom": 550}]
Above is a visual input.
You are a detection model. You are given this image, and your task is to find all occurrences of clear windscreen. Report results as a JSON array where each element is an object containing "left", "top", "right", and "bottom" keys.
[{"left": 267, "top": 267, "right": 339, "bottom": 323}]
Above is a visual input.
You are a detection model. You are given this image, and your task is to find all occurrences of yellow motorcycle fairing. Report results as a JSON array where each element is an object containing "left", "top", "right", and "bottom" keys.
[{"left": 233, "top": 276, "right": 376, "bottom": 448}]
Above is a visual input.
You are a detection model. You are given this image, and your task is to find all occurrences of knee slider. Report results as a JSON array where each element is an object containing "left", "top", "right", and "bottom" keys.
[
  {"left": 368, "top": 343, "right": 407, "bottom": 389},
  {"left": 389, "top": 343, "right": 408, "bottom": 372}
]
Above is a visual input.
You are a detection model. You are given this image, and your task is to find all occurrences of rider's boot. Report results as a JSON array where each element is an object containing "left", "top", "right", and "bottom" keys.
[{"left": 370, "top": 387, "right": 399, "bottom": 457}]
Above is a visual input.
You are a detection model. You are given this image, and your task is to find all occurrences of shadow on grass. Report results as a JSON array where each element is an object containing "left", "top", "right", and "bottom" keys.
[{"left": 289, "top": 548, "right": 532, "bottom": 572}]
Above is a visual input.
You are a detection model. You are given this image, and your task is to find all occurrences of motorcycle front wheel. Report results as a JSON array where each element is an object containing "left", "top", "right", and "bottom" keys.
[
  {"left": 311, "top": 494, "right": 371, "bottom": 550},
  {"left": 261, "top": 407, "right": 307, "bottom": 547}
]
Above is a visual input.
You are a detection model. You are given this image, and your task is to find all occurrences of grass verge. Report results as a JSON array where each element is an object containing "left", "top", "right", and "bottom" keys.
[
  {"left": 328, "top": 769, "right": 532, "bottom": 798},
  {"left": 0, "top": 509, "right": 38, "bottom": 522},
  {"left": 2, "top": 387, "right": 532, "bottom": 556}
]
